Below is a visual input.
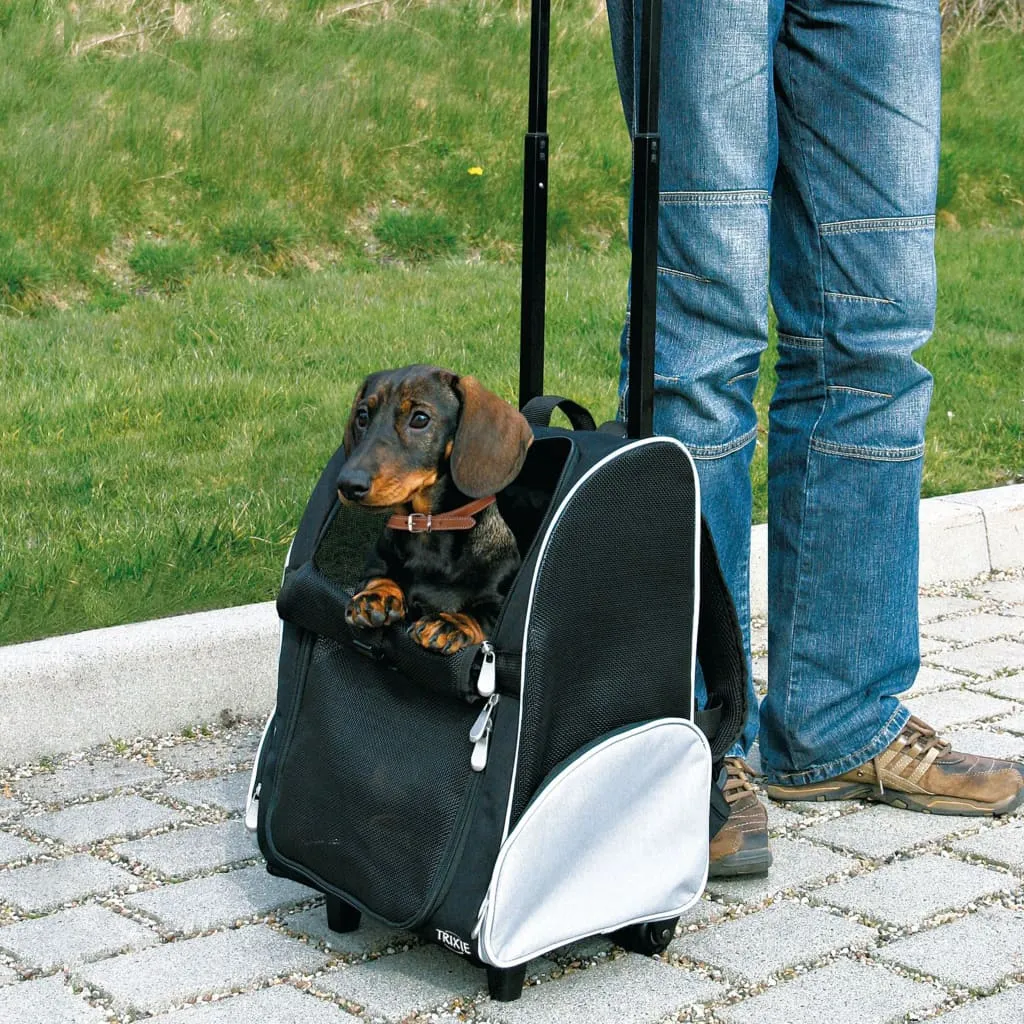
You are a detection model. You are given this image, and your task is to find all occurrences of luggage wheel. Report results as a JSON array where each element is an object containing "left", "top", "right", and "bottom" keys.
[
  {"left": 486, "top": 964, "right": 527, "bottom": 1002},
  {"left": 608, "top": 917, "right": 678, "bottom": 956},
  {"left": 325, "top": 894, "right": 361, "bottom": 933}
]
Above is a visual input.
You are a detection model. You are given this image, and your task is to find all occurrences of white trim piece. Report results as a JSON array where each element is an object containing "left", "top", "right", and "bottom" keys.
[
  {"left": 245, "top": 710, "right": 276, "bottom": 832},
  {"left": 478, "top": 717, "right": 712, "bottom": 967},
  {"left": 502, "top": 436, "right": 702, "bottom": 843}
]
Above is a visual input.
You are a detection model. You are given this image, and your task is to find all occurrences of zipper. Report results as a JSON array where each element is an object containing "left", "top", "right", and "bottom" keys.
[
  {"left": 476, "top": 640, "right": 496, "bottom": 697},
  {"left": 469, "top": 694, "right": 500, "bottom": 772}
]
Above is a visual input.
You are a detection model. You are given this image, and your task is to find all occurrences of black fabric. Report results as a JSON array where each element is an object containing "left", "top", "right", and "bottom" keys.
[
  {"left": 695, "top": 518, "right": 748, "bottom": 760},
  {"left": 520, "top": 395, "right": 596, "bottom": 432},
  {"left": 267, "top": 636, "right": 484, "bottom": 927},
  {"left": 507, "top": 439, "right": 697, "bottom": 827},
  {"left": 277, "top": 561, "right": 522, "bottom": 701}
]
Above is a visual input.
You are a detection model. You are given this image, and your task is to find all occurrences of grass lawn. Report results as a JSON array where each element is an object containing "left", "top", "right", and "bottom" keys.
[{"left": 1, "top": 2, "right": 1022, "bottom": 644}]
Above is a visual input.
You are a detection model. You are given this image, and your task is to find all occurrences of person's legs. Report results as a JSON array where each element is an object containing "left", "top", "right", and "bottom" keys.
[
  {"left": 760, "top": 0, "right": 938, "bottom": 781},
  {"left": 606, "top": 0, "right": 783, "bottom": 757}
]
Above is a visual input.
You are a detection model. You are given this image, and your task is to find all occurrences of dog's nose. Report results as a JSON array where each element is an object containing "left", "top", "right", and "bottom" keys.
[{"left": 337, "top": 468, "right": 373, "bottom": 502}]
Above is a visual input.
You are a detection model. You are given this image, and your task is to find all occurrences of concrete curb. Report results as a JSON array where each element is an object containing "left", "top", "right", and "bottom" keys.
[{"left": 2, "top": 485, "right": 1022, "bottom": 765}]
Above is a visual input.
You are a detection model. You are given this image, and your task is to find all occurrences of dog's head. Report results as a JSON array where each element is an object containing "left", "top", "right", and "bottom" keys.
[{"left": 336, "top": 365, "right": 532, "bottom": 510}]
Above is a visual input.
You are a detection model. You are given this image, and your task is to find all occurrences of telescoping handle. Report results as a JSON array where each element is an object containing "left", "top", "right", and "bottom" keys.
[{"left": 517, "top": 0, "right": 662, "bottom": 440}]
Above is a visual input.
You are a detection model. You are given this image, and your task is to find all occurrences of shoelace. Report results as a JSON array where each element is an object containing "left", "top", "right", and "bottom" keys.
[
  {"left": 870, "top": 715, "right": 951, "bottom": 797},
  {"left": 721, "top": 758, "right": 757, "bottom": 805}
]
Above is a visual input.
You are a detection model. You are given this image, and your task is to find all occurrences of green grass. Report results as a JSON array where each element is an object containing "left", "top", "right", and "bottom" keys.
[{"left": 0, "top": 4, "right": 1021, "bottom": 643}]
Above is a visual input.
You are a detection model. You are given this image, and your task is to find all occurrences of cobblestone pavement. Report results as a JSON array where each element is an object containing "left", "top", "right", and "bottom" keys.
[{"left": 1, "top": 570, "right": 1022, "bottom": 1024}]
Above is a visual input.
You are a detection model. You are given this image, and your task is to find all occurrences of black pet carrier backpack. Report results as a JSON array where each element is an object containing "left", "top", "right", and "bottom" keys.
[{"left": 246, "top": 0, "right": 747, "bottom": 1002}]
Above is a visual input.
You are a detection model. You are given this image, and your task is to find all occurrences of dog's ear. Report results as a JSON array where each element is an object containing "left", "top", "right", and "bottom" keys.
[
  {"left": 342, "top": 379, "right": 368, "bottom": 456},
  {"left": 450, "top": 376, "right": 533, "bottom": 498}
]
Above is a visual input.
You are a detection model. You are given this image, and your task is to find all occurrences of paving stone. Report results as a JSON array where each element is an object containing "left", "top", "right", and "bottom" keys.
[
  {"left": 281, "top": 905, "right": 416, "bottom": 955},
  {"left": 0, "top": 974, "right": 108, "bottom": 1023},
  {"left": 928, "top": 986, "right": 1024, "bottom": 1024},
  {"left": 717, "top": 957, "right": 944, "bottom": 1024},
  {"left": 813, "top": 854, "right": 1013, "bottom": 926},
  {"left": 0, "top": 903, "right": 159, "bottom": 970},
  {"left": 0, "top": 832, "right": 38, "bottom": 866},
  {"left": 975, "top": 579, "right": 1024, "bottom": 606},
  {"left": 933, "top": 641, "right": 1024, "bottom": 678},
  {"left": 952, "top": 819, "right": 1024, "bottom": 872},
  {"left": 919, "top": 595, "right": 983, "bottom": 623},
  {"left": 12, "top": 760, "right": 164, "bottom": 805},
  {"left": 942, "top": 727, "right": 1024, "bottom": 760},
  {"left": 125, "top": 864, "right": 313, "bottom": 933},
  {"left": 0, "top": 854, "right": 137, "bottom": 913},
  {"left": 156, "top": 731, "right": 262, "bottom": 774},
  {"left": 998, "top": 712, "right": 1024, "bottom": 733},
  {"left": 903, "top": 690, "right": 1013, "bottom": 730},
  {"left": 677, "top": 896, "right": 726, "bottom": 927},
  {"left": 553, "top": 935, "right": 615, "bottom": 961},
  {"left": 803, "top": 804, "right": 977, "bottom": 859},
  {"left": 671, "top": 901, "right": 875, "bottom": 983},
  {"left": 923, "top": 613, "right": 1023, "bottom": 645},
  {"left": 164, "top": 773, "right": 249, "bottom": 815},
  {"left": 481, "top": 954, "right": 724, "bottom": 1024},
  {"left": 706, "top": 837, "right": 855, "bottom": 903},
  {"left": 908, "top": 665, "right": 970, "bottom": 696},
  {"left": 0, "top": 797, "right": 21, "bottom": 824},
  {"left": 26, "top": 795, "right": 184, "bottom": 846},
  {"left": 142, "top": 984, "right": 358, "bottom": 1023},
  {"left": 765, "top": 799, "right": 805, "bottom": 833},
  {"left": 920, "top": 637, "right": 951, "bottom": 658},
  {"left": 77, "top": 924, "right": 327, "bottom": 1014},
  {"left": 981, "top": 674, "right": 1024, "bottom": 702},
  {"left": 115, "top": 820, "right": 257, "bottom": 878},
  {"left": 316, "top": 943, "right": 490, "bottom": 1020},
  {"left": 876, "top": 905, "right": 1023, "bottom": 992}
]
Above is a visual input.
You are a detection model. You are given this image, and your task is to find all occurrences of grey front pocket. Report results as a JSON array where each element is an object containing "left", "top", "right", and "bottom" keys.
[{"left": 476, "top": 718, "right": 711, "bottom": 967}]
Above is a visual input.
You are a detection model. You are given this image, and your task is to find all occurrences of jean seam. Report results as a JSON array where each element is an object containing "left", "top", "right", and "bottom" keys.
[
  {"left": 685, "top": 426, "right": 758, "bottom": 460},
  {"left": 765, "top": 704, "right": 911, "bottom": 785},
  {"left": 825, "top": 290, "right": 896, "bottom": 306},
  {"left": 777, "top": 332, "right": 824, "bottom": 350},
  {"left": 828, "top": 384, "right": 893, "bottom": 400},
  {"left": 777, "top": 26, "right": 829, "bottom": 757},
  {"left": 660, "top": 190, "right": 771, "bottom": 206},
  {"left": 819, "top": 215, "right": 936, "bottom": 235},
  {"left": 657, "top": 265, "right": 712, "bottom": 284},
  {"left": 809, "top": 437, "right": 925, "bottom": 462}
]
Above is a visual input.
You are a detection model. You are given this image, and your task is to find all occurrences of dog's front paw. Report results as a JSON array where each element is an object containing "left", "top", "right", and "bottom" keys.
[
  {"left": 346, "top": 578, "right": 407, "bottom": 629},
  {"left": 409, "top": 613, "right": 485, "bottom": 654}
]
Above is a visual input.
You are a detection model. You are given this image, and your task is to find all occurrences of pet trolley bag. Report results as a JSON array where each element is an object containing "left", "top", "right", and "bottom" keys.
[{"left": 247, "top": 0, "right": 748, "bottom": 1002}]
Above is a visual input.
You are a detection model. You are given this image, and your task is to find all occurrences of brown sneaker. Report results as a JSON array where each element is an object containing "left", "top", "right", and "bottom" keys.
[
  {"left": 708, "top": 757, "right": 772, "bottom": 878},
  {"left": 765, "top": 716, "right": 1024, "bottom": 816}
]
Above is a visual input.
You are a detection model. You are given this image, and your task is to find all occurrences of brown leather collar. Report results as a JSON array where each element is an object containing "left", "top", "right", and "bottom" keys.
[{"left": 386, "top": 495, "right": 496, "bottom": 533}]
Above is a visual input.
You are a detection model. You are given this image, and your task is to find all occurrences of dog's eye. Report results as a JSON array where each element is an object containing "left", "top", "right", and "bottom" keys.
[
  {"left": 355, "top": 408, "right": 369, "bottom": 429},
  {"left": 409, "top": 411, "right": 431, "bottom": 429}
]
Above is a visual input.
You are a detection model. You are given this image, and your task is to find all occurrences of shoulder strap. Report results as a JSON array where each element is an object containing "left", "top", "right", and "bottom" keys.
[{"left": 694, "top": 517, "right": 748, "bottom": 762}]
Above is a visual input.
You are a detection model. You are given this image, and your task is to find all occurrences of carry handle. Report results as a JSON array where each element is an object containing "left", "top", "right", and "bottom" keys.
[
  {"left": 520, "top": 395, "right": 596, "bottom": 432},
  {"left": 518, "top": 0, "right": 662, "bottom": 442}
]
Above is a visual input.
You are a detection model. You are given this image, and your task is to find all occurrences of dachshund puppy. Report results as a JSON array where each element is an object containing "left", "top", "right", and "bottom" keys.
[{"left": 338, "top": 365, "right": 532, "bottom": 654}]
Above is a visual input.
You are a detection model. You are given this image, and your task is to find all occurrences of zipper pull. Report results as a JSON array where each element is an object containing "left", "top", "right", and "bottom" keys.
[
  {"left": 470, "top": 694, "right": 500, "bottom": 772},
  {"left": 476, "top": 641, "right": 496, "bottom": 697},
  {"left": 244, "top": 782, "right": 261, "bottom": 832}
]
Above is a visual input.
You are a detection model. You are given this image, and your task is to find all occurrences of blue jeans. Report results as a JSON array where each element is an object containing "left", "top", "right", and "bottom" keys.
[{"left": 607, "top": 0, "right": 940, "bottom": 783}]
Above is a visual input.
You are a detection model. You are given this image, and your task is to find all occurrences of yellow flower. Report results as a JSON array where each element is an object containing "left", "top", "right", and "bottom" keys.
[{"left": 467, "top": 166, "right": 484, "bottom": 176}]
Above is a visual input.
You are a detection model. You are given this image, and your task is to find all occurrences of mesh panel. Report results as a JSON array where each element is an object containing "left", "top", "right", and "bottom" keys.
[
  {"left": 313, "top": 504, "right": 390, "bottom": 591},
  {"left": 509, "top": 441, "right": 697, "bottom": 827},
  {"left": 269, "top": 637, "right": 481, "bottom": 926}
]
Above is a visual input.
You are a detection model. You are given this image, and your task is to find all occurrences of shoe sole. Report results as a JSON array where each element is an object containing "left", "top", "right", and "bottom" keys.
[
  {"left": 707, "top": 845, "right": 772, "bottom": 879},
  {"left": 764, "top": 780, "right": 1024, "bottom": 817}
]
